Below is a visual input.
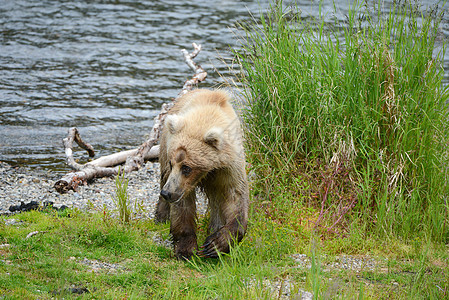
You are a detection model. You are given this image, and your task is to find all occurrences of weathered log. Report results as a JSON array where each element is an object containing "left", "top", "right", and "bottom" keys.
[
  {"left": 54, "top": 43, "right": 207, "bottom": 194},
  {"left": 88, "top": 145, "right": 159, "bottom": 168}
]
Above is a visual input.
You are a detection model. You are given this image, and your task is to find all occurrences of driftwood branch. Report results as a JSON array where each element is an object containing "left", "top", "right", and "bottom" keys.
[
  {"left": 180, "top": 43, "right": 207, "bottom": 95},
  {"left": 54, "top": 43, "right": 208, "bottom": 193},
  {"left": 63, "top": 127, "right": 95, "bottom": 171}
]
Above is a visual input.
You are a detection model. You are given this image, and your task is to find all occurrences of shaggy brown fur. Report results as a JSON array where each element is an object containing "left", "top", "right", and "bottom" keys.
[{"left": 154, "top": 89, "right": 249, "bottom": 259}]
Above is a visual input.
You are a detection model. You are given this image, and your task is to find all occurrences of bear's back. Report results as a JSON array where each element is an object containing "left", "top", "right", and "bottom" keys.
[{"left": 171, "top": 89, "right": 236, "bottom": 119}]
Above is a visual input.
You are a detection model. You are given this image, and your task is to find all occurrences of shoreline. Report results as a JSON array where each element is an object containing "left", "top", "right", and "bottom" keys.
[{"left": 0, "top": 161, "right": 163, "bottom": 218}]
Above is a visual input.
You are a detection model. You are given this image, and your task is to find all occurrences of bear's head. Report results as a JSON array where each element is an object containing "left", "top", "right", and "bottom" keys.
[{"left": 160, "top": 112, "right": 237, "bottom": 203}]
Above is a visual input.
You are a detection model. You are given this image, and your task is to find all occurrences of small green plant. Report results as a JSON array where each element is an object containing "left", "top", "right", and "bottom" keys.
[
  {"left": 112, "top": 169, "right": 132, "bottom": 224},
  {"left": 308, "top": 240, "right": 321, "bottom": 299}
]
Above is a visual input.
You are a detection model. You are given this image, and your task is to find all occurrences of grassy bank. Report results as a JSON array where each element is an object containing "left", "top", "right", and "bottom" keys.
[
  {"left": 1, "top": 205, "right": 449, "bottom": 299},
  {"left": 235, "top": 0, "right": 449, "bottom": 241},
  {"left": 1, "top": 208, "right": 448, "bottom": 299}
]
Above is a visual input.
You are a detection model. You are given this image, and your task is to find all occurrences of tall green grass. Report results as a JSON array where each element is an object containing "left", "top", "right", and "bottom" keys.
[
  {"left": 235, "top": 1, "right": 449, "bottom": 241},
  {"left": 112, "top": 170, "right": 132, "bottom": 224}
]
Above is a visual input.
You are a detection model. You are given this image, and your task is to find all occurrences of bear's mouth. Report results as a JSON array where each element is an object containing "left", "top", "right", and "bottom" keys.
[{"left": 172, "top": 191, "right": 185, "bottom": 204}]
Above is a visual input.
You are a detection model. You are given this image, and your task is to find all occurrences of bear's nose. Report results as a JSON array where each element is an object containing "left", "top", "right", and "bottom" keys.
[{"left": 160, "top": 190, "right": 171, "bottom": 201}]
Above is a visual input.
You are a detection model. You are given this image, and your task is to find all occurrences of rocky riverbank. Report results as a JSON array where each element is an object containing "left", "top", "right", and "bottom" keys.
[{"left": 0, "top": 161, "right": 168, "bottom": 218}]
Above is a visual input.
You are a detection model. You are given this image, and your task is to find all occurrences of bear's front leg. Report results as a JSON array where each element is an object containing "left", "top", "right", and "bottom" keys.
[
  {"left": 170, "top": 192, "right": 198, "bottom": 260},
  {"left": 198, "top": 188, "right": 248, "bottom": 258},
  {"left": 198, "top": 216, "right": 247, "bottom": 258},
  {"left": 155, "top": 167, "right": 170, "bottom": 223},
  {"left": 154, "top": 196, "right": 170, "bottom": 223}
]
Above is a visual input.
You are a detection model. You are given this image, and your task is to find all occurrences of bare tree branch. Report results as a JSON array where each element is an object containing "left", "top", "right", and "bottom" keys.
[
  {"left": 54, "top": 43, "right": 208, "bottom": 194},
  {"left": 180, "top": 43, "right": 207, "bottom": 96},
  {"left": 63, "top": 127, "right": 95, "bottom": 170}
]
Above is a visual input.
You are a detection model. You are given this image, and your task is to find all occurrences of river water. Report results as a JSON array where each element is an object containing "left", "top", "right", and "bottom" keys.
[{"left": 1, "top": 0, "right": 448, "bottom": 173}]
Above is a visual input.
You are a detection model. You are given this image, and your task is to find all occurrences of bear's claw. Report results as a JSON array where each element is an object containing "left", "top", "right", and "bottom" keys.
[
  {"left": 197, "top": 244, "right": 219, "bottom": 258},
  {"left": 201, "top": 240, "right": 212, "bottom": 249},
  {"left": 197, "top": 231, "right": 231, "bottom": 258}
]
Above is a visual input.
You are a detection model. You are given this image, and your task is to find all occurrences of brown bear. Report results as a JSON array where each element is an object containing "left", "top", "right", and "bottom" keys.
[{"left": 154, "top": 89, "right": 249, "bottom": 259}]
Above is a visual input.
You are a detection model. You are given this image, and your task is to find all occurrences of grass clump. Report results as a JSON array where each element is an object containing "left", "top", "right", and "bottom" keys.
[
  {"left": 235, "top": 0, "right": 449, "bottom": 241},
  {"left": 112, "top": 170, "right": 132, "bottom": 224}
]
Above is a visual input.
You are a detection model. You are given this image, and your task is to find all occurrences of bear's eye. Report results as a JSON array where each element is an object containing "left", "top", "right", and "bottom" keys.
[{"left": 181, "top": 165, "right": 192, "bottom": 177}]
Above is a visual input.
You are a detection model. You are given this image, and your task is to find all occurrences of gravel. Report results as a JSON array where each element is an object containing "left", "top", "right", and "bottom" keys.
[
  {"left": 72, "top": 256, "right": 127, "bottom": 274},
  {"left": 246, "top": 277, "right": 313, "bottom": 300},
  {"left": 246, "top": 254, "right": 386, "bottom": 299},
  {"left": 0, "top": 160, "right": 207, "bottom": 218},
  {"left": 290, "top": 253, "right": 382, "bottom": 273}
]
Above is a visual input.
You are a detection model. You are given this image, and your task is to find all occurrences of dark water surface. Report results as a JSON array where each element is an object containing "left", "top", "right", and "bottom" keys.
[{"left": 1, "top": 0, "right": 448, "bottom": 173}]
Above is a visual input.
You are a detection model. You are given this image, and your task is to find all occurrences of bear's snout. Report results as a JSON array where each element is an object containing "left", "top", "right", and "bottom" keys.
[
  {"left": 160, "top": 186, "right": 184, "bottom": 203},
  {"left": 160, "top": 190, "right": 172, "bottom": 201}
]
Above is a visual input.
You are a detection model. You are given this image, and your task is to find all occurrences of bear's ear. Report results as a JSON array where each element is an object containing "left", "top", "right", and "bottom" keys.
[
  {"left": 213, "top": 91, "right": 230, "bottom": 107},
  {"left": 204, "top": 127, "right": 223, "bottom": 149},
  {"left": 165, "top": 115, "right": 184, "bottom": 134}
]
